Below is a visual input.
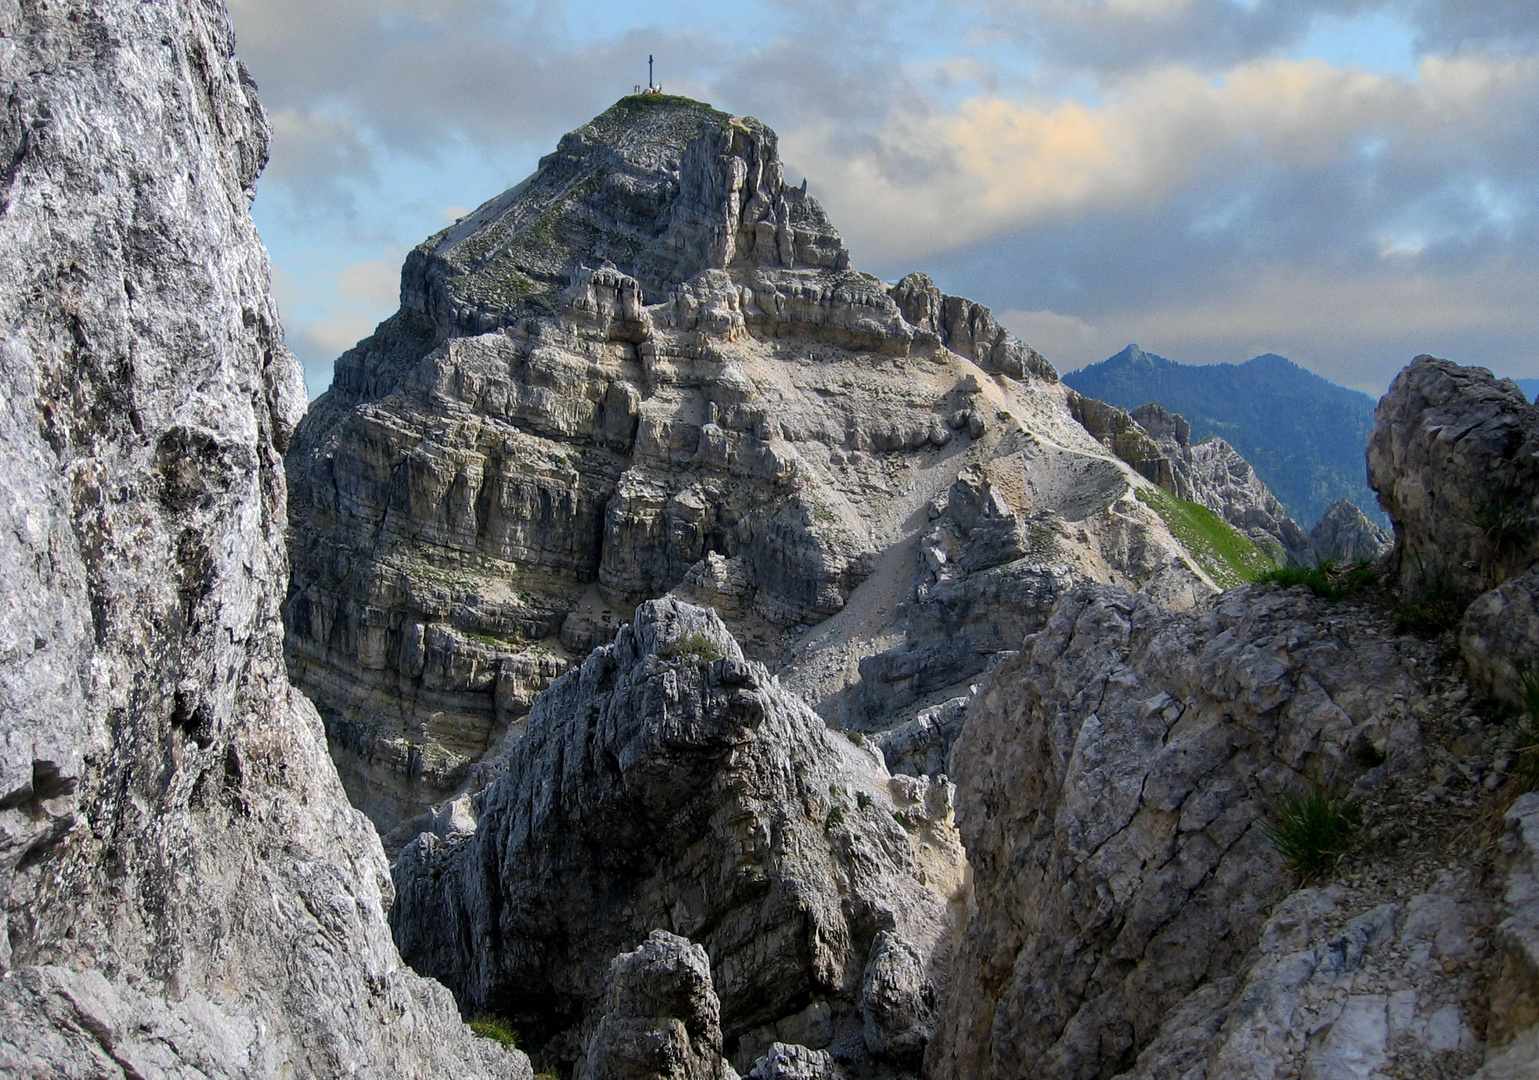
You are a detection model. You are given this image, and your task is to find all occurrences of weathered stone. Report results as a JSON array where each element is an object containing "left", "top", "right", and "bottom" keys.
[
  {"left": 749, "top": 1042, "right": 843, "bottom": 1080},
  {"left": 1310, "top": 497, "right": 1392, "bottom": 563},
  {"left": 390, "top": 600, "right": 955, "bottom": 1075},
  {"left": 0, "top": 2, "right": 526, "bottom": 1075},
  {"left": 581, "top": 931, "right": 732, "bottom": 1080},
  {"left": 1462, "top": 566, "right": 1539, "bottom": 709},
  {"left": 930, "top": 583, "right": 1430, "bottom": 1080},
  {"left": 1368, "top": 355, "right": 1539, "bottom": 602}
]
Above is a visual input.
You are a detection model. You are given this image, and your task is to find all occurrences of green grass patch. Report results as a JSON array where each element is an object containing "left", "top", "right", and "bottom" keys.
[
  {"left": 1254, "top": 559, "right": 1378, "bottom": 601},
  {"left": 1507, "top": 666, "right": 1539, "bottom": 794},
  {"left": 1135, "top": 486, "right": 1276, "bottom": 588},
  {"left": 1263, "top": 781, "right": 1359, "bottom": 879},
  {"left": 658, "top": 632, "right": 723, "bottom": 666},
  {"left": 1395, "top": 559, "right": 1465, "bottom": 637},
  {"left": 468, "top": 1016, "right": 519, "bottom": 1047}
]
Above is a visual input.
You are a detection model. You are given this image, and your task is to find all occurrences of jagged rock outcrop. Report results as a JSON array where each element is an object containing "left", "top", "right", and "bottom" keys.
[
  {"left": 930, "top": 583, "right": 1437, "bottom": 1080},
  {"left": 1130, "top": 402, "right": 1316, "bottom": 567},
  {"left": 1310, "top": 497, "right": 1392, "bottom": 563},
  {"left": 390, "top": 599, "right": 958, "bottom": 1075},
  {"left": 580, "top": 930, "right": 732, "bottom": 1080},
  {"left": 0, "top": 1, "right": 524, "bottom": 1076},
  {"left": 1368, "top": 355, "right": 1539, "bottom": 602},
  {"left": 285, "top": 96, "right": 1238, "bottom": 835}
]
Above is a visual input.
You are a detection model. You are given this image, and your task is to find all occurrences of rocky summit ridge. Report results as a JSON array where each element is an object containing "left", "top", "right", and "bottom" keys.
[
  {"left": 9, "top": 4, "right": 1539, "bottom": 1078},
  {"left": 284, "top": 93, "right": 1267, "bottom": 841}
]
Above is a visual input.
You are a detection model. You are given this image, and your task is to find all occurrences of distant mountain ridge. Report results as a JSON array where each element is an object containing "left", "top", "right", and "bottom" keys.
[{"left": 1064, "top": 345, "right": 1385, "bottom": 527}]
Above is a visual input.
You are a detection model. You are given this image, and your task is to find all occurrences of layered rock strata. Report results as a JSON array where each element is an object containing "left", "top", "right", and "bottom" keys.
[
  {"left": 0, "top": 1, "right": 524, "bottom": 1075},
  {"left": 390, "top": 599, "right": 959, "bottom": 1075},
  {"left": 286, "top": 96, "right": 1240, "bottom": 834}
]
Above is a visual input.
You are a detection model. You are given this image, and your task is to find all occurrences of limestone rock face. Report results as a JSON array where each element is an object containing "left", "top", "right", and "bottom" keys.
[
  {"left": 1462, "top": 566, "right": 1539, "bottom": 708},
  {"left": 1131, "top": 403, "right": 1316, "bottom": 567},
  {"left": 286, "top": 96, "right": 1231, "bottom": 835},
  {"left": 390, "top": 599, "right": 956, "bottom": 1075},
  {"left": 1368, "top": 355, "right": 1539, "bottom": 602},
  {"left": 580, "top": 931, "right": 732, "bottom": 1080},
  {"left": 0, "top": 1, "right": 524, "bottom": 1076},
  {"left": 1310, "top": 497, "right": 1392, "bottom": 563},
  {"left": 930, "top": 584, "right": 1430, "bottom": 1080},
  {"left": 1122, "top": 873, "right": 1489, "bottom": 1079}
]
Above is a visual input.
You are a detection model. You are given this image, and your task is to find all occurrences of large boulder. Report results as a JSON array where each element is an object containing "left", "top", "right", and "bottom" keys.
[
  {"left": 390, "top": 599, "right": 954, "bottom": 1074},
  {"left": 580, "top": 931, "right": 732, "bottom": 1080},
  {"left": 0, "top": 1, "right": 524, "bottom": 1075},
  {"left": 1462, "top": 566, "right": 1539, "bottom": 709},
  {"left": 1368, "top": 355, "right": 1539, "bottom": 602}
]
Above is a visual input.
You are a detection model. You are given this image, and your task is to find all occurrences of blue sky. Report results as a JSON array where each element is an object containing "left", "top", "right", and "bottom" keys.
[{"left": 228, "top": 0, "right": 1539, "bottom": 399}]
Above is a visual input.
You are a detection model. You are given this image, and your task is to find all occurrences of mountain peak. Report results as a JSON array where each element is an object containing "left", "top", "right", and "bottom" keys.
[{"left": 401, "top": 96, "right": 850, "bottom": 331}]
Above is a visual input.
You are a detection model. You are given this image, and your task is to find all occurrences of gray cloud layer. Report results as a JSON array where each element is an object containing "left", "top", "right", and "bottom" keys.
[{"left": 232, "top": 0, "right": 1539, "bottom": 393}]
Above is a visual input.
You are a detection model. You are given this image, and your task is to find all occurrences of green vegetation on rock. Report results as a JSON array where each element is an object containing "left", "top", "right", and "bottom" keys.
[
  {"left": 659, "top": 632, "right": 723, "bottom": 666},
  {"left": 1254, "top": 559, "right": 1378, "bottom": 600},
  {"left": 1263, "top": 781, "right": 1359, "bottom": 879},
  {"left": 1135, "top": 486, "right": 1276, "bottom": 588},
  {"left": 1066, "top": 346, "right": 1383, "bottom": 528},
  {"left": 468, "top": 1015, "right": 519, "bottom": 1047}
]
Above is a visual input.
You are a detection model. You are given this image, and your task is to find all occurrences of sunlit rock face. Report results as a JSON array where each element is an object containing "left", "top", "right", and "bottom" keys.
[
  {"left": 285, "top": 94, "right": 1229, "bottom": 838},
  {"left": 0, "top": 1, "right": 525, "bottom": 1075}
]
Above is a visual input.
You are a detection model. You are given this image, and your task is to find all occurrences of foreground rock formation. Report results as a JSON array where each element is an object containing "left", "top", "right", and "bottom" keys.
[
  {"left": 285, "top": 96, "right": 1263, "bottom": 836},
  {"left": 391, "top": 599, "right": 958, "bottom": 1075},
  {"left": 1369, "top": 356, "right": 1539, "bottom": 603},
  {"left": 923, "top": 354, "right": 1539, "bottom": 1079},
  {"left": 0, "top": 2, "right": 524, "bottom": 1074}
]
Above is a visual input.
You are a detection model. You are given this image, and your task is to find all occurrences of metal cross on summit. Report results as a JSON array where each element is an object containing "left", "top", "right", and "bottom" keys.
[{"left": 635, "top": 55, "right": 662, "bottom": 95}]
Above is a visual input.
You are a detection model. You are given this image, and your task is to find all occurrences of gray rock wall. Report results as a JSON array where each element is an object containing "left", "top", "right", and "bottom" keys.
[
  {"left": 931, "top": 584, "right": 1431, "bottom": 1080},
  {"left": 284, "top": 95, "right": 1230, "bottom": 837},
  {"left": 0, "top": 2, "right": 524, "bottom": 1074},
  {"left": 390, "top": 600, "right": 955, "bottom": 1075},
  {"left": 1368, "top": 355, "right": 1539, "bottom": 601}
]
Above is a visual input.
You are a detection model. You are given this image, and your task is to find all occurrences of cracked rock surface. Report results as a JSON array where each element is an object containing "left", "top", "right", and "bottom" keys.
[
  {"left": 390, "top": 599, "right": 958, "bottom": 1076},
  {"left": 0, "top": 2, "right": 525, "bottom": 1075},
  {"left": 930, "top": 582, "right": 1441, "bottom": 1080},
  {"left": 283, "top": 95, "right": 1246, "bottom": 839}
]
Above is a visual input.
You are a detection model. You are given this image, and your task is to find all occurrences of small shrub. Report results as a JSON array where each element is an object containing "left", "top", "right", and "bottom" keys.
[
  {"left": 824, "top": 807, "right": 845, "bottom": 831},
  {"left": 1255, "top": 559, "right": 1377, "bottom": 601},
  {"left": 857, "top": 791, "right": 873, "bottom": 810},
  {"left": 839, "top": 729, "right": 867, "bottom": 748},
  {"left": 468, "top": 1015, "right": 519, "bottom": 1047},
  {"left": 1262, "top": 781, "right": 1359, "bottom": 878},
  {"left": 893, "top": 811, "right": 911, "bottom": 829},
  {"left": 1508, "top": 666, "right": 1539, "bottom": 794},
  {"left": 1396, "top": 578, "right": 1464, "bottom": 637},
  {"left": 658, "top": 632, "right": 723, "bottom": 665}
]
